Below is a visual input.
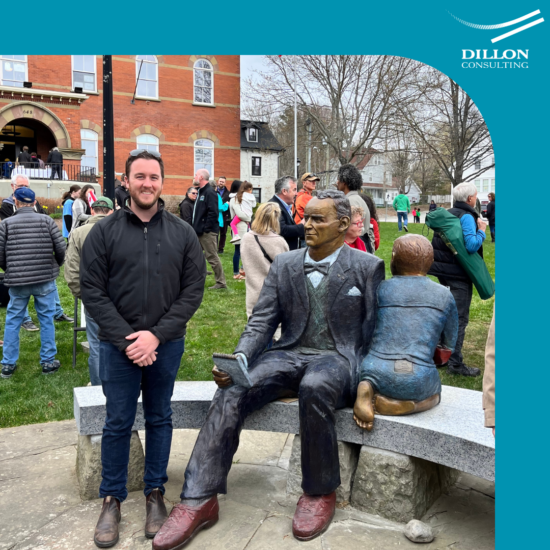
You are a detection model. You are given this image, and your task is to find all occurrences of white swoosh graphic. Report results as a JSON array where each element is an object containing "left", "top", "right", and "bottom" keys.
[{"left": 449, "top": 9, "right": 541, "bottom": 30}]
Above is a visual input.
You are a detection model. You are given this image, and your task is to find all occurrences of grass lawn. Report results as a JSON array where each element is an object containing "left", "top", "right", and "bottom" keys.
[{"left": 0, "top": 220, "right": 494, "bottom": 429}]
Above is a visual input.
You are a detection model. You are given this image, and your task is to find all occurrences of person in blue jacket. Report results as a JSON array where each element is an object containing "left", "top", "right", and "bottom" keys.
[{"left": 353, "top": 234, "right": 458, "bottom": 431}]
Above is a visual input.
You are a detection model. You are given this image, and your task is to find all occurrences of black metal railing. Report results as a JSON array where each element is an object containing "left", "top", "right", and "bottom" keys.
[{"left": 0, "top": 162, "right": 97, "bottom": 183}]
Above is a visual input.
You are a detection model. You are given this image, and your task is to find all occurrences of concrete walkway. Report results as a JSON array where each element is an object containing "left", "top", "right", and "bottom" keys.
[{"left": 0, "top": 421, "right": 495, "bottom": 550}]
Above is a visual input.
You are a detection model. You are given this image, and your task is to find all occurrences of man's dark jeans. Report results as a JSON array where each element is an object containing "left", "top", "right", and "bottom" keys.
[
  {"left": 181, "top": 350, "right": 352, "bottom": 499},
  {"left": 218, "top": 219, "right": 230, "bottom": 252},
  {"left": 438, "top": 277, "right": 472, "bottom": 367},
  {"left": 99, "top": 338, "right": 184, "bottom": 502}
]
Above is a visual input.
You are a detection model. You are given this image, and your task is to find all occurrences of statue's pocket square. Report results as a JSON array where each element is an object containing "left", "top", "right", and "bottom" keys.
[{"left": 346, "top": 287, "right": 362, "bottom": 296}]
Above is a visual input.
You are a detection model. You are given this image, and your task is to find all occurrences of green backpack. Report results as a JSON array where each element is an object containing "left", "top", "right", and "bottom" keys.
[{"left": 426, "top": 208, "right": 495, "bottom": 300}]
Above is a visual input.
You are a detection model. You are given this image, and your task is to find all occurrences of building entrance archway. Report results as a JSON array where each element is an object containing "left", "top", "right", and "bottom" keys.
[{"left": 0, "top": 102, "right": 71, "bottom": 164}]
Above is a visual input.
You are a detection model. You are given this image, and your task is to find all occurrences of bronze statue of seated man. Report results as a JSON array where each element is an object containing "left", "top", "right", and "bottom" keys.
[
  {"left": 153, "top": 189, "right": 385, "bottom": 550},
  {"left": 353, "top": 234, "right": 459, "bottom": 431}
]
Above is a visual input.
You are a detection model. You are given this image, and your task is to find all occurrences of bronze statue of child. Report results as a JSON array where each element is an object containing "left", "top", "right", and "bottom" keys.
[{"left": 353, "top": 234, "right": 459, "bottom": 431}]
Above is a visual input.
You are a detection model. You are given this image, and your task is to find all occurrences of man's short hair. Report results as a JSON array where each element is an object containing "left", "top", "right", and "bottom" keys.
[
  {"left": 125, "top": 150, "right": 164, "bottom": 179},
  {"left": 391, "top": 234, "right": 433, "bottom": 276},
  {"left": 93, "top": 206, "right": 111, "bottom": 215},
  {"left": 11, "top": 173, "right": 30, "bottom": 186},
  {"left": 23, "top": 146, "right": 29, "bottom": 152},
  {"left": 218, "top": 176, "right": 226, "bottom": 180},
  {"left": 274, "top": 175, "right": 296, "bottom": 195},
  {"left": 337, "top": 164, "right": 363, "bottom": 191},
  {"left": 315, "top": 189, "right": 351, "bottom": 220},
  {"left": 453, "top": 182, "right": 477, "bottom": 203}
]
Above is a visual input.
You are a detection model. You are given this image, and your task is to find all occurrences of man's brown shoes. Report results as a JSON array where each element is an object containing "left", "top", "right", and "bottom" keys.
[
  {"left": 94, "top": 496, "right": 121, "bottom": 548},
  {"left": 292, "top": 492, "right": 336, "bottom": 541},
  {"left": 145, "top": 488, "right": 169, "bottom": 538},
  {"left": 153, "top": 496, "right": 219, "bottom": 550}
]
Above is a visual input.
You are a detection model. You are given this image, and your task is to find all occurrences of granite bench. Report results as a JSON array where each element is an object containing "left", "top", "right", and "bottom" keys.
[{"left": 74, "top": 382, "right": 495, "bottom": 522}]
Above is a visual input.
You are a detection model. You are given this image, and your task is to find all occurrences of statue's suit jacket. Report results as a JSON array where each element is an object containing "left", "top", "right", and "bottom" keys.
[{"left": 235, "top": 244, "right": 386, "bottom": 389}]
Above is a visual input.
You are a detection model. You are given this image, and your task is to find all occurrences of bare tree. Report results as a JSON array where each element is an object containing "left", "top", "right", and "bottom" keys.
[
  {"left": 387, "top": 130, "right": 418, "bottom": 194},
  {"left": 398, "top": 68, "right": 494, "bottom": 187},
  {"left": 243, "top": 55, "right": 420, "bottom": 168}
]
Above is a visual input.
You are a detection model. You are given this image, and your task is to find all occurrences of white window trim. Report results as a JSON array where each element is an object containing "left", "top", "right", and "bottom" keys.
[
  {"left": 193, "top": 59, "right": 214, "bottom": 106},
  {"left": 251, "top": 155, "right": 262, "bottom": 177},
  {"left": 81, "top": 129, "right": 99, "bottom": 173},
  {"left": 194, "top": 139, "right": 215, "bottom": 178},
  {"left": 0, "top": 55, "right": 28, "bottom": 87},
  {"left": 135, "top": 55, "right": 159, "bottom": 100},
  {"left": 136, "top": 134, "right": 160, "bottom": 153},
  {"left": 247, "top": 127, "right": 258, "bottom": 142},
  {"left": 71, "top": 55, "right": 97, "bottom": 93}
]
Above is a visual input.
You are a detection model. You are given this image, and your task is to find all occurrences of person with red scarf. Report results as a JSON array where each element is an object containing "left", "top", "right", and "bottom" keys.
[{"left": 345, "top": 206, "right": 367, "bottom": 252}]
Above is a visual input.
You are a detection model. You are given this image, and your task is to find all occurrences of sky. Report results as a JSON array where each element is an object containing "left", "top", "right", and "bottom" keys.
[{"left": 240, "top": 55, "right": 267, "bottom": 83}]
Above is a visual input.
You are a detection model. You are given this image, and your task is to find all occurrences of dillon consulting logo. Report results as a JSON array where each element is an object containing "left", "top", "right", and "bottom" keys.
[{"left": 449, "top": 9, "right": 544, "bottom": 69}]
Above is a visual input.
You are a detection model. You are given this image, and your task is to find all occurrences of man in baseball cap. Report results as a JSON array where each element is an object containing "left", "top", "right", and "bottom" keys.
[{"left": 293, "top": 173, "right": 320, "bottom": 224}]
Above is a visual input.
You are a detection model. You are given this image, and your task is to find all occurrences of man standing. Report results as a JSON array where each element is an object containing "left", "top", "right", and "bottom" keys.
[
  {"left": 392, "top": 192, "right": 410, "bottom": 232},
  {"left": 47, "top": 147, "right": 64, "bottom": 180},
  {"left": 428, "top": 182, "right": 487, "bottom": 377},
  {"left": 269, "top": 175, "right": 305, "bottom": 251},
  {"left": 192, "top": 168, "right": 227, "bottom": 290},
  {"left": 293, "top": 172, "right": 319, "bottom": 223},
  {"left": 153, "top": 190, "right": 385, "bottom": 550},
  {"left": 0, "top": 173, "right": 73, "bottom": 329},
  {"left": 114, "top": 174, "right": 130, "bottom": 209},
  {"left": 17, "top": 146, "right": 32, "bottom": 168},
  {"left": 336, "top": 164, "right": 371, "bottom": 248},
  {"left": 487, "top": 192, "right": 495, "bottom": 242},
  {"left": 216, "top": 176, "right": 231, "bottom": 254},
  {"left": 64, "top": 196, "right": 114, "bottom": 386},
  {"left": 81, "top": 151, "right": 205, "bottom": 547},
  {"left": 0, "top": 188, "right": 66, "bottom": 379}
]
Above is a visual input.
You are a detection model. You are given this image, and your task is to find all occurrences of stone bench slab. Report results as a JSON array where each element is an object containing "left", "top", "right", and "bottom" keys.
[{"left": 74, "top": 382, "right": 494, "bottom": 481}]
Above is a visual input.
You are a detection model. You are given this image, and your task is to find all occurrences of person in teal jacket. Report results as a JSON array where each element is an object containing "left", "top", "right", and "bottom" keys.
[
  {"left": 218, "top": 193, "right": 229, "bottom": 229},
  {"left": 393, "top": 193, "right": 410, "bottom": 232}
]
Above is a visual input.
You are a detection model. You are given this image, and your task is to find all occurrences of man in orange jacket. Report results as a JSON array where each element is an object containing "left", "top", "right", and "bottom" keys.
[{"left": 293, "top": 173, "right": 320, "bottom": 223}]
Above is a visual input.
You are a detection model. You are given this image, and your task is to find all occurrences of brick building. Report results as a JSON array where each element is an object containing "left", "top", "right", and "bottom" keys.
[{"left": 0, "top": 55, "right": 240, "bottom": 197}]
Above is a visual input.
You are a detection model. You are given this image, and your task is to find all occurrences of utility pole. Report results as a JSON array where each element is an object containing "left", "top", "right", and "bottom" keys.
[
  {"left": 293, "top": 55, "right": 297, "bottom": 179},
  {"left": 103, "top": 55, "right": 115, "bottom": 200},
  {"left": 306, "top": 118, "right": 312, "bottom": 173},
  {"left": 383, "top": 126, "right": 388, "bottom": 222}
]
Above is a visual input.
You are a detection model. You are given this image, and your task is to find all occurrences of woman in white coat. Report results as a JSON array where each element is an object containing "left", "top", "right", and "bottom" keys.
[{"left": 229, "top": 180, "right": 256, "bottom": 279}]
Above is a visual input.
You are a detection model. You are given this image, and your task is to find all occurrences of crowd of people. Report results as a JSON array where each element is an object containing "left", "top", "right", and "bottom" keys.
[{"left": 0, "top": 149, "right": 495, "bottom": 548}]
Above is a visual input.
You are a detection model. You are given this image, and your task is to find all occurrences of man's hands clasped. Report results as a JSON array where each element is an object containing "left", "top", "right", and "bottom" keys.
[{"left": 125, "top": 331, "right": 160, "bottom": 367}]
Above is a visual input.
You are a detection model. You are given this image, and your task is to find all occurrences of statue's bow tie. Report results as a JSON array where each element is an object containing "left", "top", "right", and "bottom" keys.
[{"left": 304, "top": 263, "right": 330, "bottom": 276}]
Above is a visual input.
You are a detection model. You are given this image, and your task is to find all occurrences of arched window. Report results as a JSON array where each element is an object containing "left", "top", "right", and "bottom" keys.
[
  {"left": 137, "top": 134, "right": 159, "bottom": 154},
  {"left": 193, "top": 59, "right": 213, "bottom": 105},
  {"left": 81, "top": 129, "right": 98, "bottom": 173},
  {"left": 72, "top": 55, "right": 96, "bottom": 92},
  {"left": 0, "top": 55, "right": 27, "bottom": 87},
  {"left": 194, "top": 139, "right": 214, "bottom": 176},
  {"left": 136, "top": 55, "right": 158, "bottom": 99}
]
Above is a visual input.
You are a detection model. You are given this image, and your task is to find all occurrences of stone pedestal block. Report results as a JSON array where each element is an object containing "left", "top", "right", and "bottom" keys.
[
  {"left": 351, "top": 446, "right": 459, "bottom": 523},
  {"left": 76, "top": 431, "right": 145, "bottom": 500},
  {"left": 286, "top": 434, "right": 361, "bottom": 502}
]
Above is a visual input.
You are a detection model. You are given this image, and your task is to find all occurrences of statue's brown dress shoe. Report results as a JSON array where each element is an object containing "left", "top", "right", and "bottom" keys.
[
  {"left": 94, "top": 496, "right": 121, "bottom": 548},
  {"left": 145, "top": 488, "right": 169, "bottom": 538},
  {"left": 292, "top": 492, "right": 336, "bottom": 541},
  {"left": 153, "top": 496, "right": 219, "bottom": 550}
]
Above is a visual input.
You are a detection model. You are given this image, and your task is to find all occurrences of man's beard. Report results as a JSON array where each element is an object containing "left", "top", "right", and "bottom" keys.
[{"left": 129, "top": 187, "right": 161, "bottom": 210}]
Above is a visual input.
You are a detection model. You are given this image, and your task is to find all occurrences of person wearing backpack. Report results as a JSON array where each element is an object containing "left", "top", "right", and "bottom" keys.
[{"left": 428, "top": 182, "right": 487, "bottom": 377}]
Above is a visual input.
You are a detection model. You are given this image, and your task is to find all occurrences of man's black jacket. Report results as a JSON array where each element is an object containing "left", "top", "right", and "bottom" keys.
[
  {"left": 47, "top": 150, "right": 63, "bottom": 164},
  {"left": 114, "top": 185, "right": 130, "bottom": 209},
  {"left": 192, "top": 184, "right": 219, "bottom": 236},
  {"left": 80, "top": 199, "right": 206, "bottom": 351},
  {"left": 218, "top": 186, "right": 231, "bottom": 223},
  {"left": 268, "top": 195, "right": 305, "bottom": 251}
]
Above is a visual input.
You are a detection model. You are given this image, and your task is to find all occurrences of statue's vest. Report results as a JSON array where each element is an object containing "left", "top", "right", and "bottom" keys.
[{"left": 295, "top": 272, "right": 336, "bottom": 353}]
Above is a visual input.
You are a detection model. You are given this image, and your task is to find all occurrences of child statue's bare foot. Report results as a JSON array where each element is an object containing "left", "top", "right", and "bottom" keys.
[{"left": 353, "top": 381, "right": 375, "bottom": 431}]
